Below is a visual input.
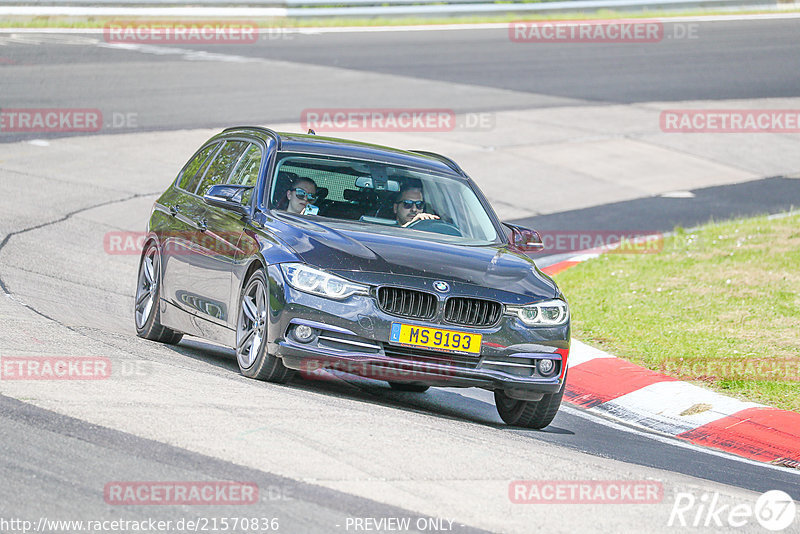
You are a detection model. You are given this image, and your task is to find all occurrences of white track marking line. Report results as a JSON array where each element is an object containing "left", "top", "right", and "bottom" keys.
[{"left": 96, "top": 41, "right": 258, "bottom": 62}]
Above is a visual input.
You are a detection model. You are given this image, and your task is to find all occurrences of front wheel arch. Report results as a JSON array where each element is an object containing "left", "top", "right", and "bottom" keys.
[{"left": 241, "top": 258, "right": 266, "bottom": 294}]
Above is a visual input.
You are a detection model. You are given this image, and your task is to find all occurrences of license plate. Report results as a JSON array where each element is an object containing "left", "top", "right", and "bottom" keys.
[{"left": 389, "top": 323, "right": 481, "bottom": 354}]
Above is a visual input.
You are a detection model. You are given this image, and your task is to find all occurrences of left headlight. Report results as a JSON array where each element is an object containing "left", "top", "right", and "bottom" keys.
[
  {"left": 280, "top": 263, "right": 369, "bottom": 300},
  {"left": 506, "top": 299, "right": 569, "bottom": 326}
]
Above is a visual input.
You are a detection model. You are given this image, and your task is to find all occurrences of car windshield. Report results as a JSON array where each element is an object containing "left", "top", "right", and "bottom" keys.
[{"left": 269, "top": 152, "right": 502, "bottom": 246}]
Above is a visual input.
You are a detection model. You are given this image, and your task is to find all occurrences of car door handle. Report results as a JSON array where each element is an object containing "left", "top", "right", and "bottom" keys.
[
  {"left": 169, "top": 204, "right": 181, "bottom": 216},
  {"left": 195, "top": 217, "right": 208, "bottom": 232}
]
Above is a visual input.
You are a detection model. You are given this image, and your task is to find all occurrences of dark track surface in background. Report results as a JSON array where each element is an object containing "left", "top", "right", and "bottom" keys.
[
  {"left": 514, "top": 176, "right": 800, "bottom": 233},
  {"left": 1, "top": 19, "right": 799, "bottom": 143},
  {"left": 215, "top": 20, "right": 800, "bottom": 103}
]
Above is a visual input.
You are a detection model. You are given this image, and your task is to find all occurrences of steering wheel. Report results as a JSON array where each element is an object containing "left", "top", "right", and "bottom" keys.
[{"left": 405, "top": 218, "right": 462, "bottom": 236}]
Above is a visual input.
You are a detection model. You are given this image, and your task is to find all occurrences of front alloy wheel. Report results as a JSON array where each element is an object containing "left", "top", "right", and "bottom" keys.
[{"left": 236, "top": 269, "right": 293, "bottom": 383}]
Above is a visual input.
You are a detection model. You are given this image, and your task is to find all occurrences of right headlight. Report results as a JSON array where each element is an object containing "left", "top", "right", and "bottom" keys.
[
  {"left": 280, "top": 263, "right": 369, "bottom": 300},
  {"left": 505, "top": 299, "right": 569, "bottom": 326}
]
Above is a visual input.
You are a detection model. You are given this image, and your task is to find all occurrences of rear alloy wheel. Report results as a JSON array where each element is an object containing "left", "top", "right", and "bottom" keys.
[
  {"left": 236, "top": 270, "right": 293, "bottom": 383},
  {"left": 388, "top": 382, "right": 430, "bottom": 393},
  {"left": 134, "top": 242, "right": 183, "bottom": 344},
  {"left": 494, "top": 374, "right": 567, "bottom": 429}
]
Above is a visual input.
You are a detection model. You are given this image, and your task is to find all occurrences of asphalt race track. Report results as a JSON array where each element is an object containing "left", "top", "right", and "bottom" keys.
[
  {"left": 3, "top": 19, "right": 800, "bottom": 138},
  {"left": 1, "top": 17, "right": 799, "bottom": 534}
]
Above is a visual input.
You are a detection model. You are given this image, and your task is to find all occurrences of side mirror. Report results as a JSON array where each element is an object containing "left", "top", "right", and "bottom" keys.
[
  {"left": 203, "top": 184, "right": 253, "bottom": 216},
  {"left": 503, "top": 223, "right": 544, "bottom": 252}
]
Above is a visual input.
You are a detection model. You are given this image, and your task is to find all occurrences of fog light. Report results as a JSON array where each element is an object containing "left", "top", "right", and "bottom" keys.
[
  {"left": 293, "top": 324, "right": 316, "bottom": 343},
  {"left": 537, "top": 358, "right": 556, "bottom": 377}
]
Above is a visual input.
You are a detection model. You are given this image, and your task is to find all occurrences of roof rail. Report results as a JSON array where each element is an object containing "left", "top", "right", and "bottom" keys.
[
  {"left": 409, "top": 150, "right": 466, "bottom": 177},
  {"left": 222, "top": 126, "right": 282, "bottom": 149}
]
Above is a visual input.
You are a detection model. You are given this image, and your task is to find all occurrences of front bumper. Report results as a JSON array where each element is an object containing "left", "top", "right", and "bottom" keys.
[{"left": 266, "top": 264, "right": 569, "bottom": 393}]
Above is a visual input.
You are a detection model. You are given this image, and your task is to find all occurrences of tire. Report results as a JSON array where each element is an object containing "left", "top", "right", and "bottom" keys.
[
  {"left": 134, "top": 242, "right": 183, "bottom": 344},
  {"left": 494, "top": 373, "right": 567, "bottom": 429},
  {"left": 236, "top": 269, "right": 293, "bottom": 383},
  {"left": 388, "top": 382, "right": 430, "bottom": 393}
]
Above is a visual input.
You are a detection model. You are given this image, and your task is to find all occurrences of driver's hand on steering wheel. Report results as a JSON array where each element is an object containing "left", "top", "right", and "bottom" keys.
[{"left": 402, "top": 212, "right": 440, "bottom": 227}]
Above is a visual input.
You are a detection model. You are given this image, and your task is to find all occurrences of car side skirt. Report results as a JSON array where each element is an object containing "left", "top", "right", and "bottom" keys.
[{"left": 160, "top": 298, "right": 236, "bottom": 347}]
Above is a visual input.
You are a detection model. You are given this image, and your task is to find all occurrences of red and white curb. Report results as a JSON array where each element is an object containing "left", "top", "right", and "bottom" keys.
[{"left": 542, "top": 257, "right": 800, "bottom": 469}]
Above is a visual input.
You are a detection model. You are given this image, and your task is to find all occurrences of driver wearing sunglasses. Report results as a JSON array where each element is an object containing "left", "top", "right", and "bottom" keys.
[
  {"left": 393, "top": 185, "right": 439, "bottom": 227},
  {"left": 286, "top": 178, "right": 318, "bottom": 215}
]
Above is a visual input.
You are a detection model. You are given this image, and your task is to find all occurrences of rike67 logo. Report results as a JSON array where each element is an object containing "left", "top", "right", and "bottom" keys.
[{"left": 669, "top": 490, "right": 796, "bottom": 531}]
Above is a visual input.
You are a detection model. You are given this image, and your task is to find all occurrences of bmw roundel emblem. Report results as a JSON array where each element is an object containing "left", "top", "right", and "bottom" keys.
[{"left": 433, "top": 281, "right": 450, "bottom": 293}]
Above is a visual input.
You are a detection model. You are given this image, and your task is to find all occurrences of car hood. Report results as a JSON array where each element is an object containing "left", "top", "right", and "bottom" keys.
[{"left": 269, "top": 215, "right": 557, "bottom": 300}]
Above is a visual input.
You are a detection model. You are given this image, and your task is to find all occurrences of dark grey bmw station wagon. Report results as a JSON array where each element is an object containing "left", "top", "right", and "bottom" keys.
[{"left": 135, "top": 126, "right": 570, "bottom": 428}]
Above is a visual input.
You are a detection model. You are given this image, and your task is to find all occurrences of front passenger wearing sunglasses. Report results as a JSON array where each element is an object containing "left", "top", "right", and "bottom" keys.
[
  {"left": 393, "top": 183, "right": 440, "bottom": 227},
  {"left": 286, "top": 178, "right": 318, "bottom": 215}
]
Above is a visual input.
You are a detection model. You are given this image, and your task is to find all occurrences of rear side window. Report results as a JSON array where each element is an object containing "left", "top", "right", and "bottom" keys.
[
  {"left": 227, "top": 144, "right": 263, "bottom": 204},
  {"left": 195, "top": 140, "right": 248, "bottom": 197},
  {"left": 178, "top": 143, "right": 219, "bottom": 192}
]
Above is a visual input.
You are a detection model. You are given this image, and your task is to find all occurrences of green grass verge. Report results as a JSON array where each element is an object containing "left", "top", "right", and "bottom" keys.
[
  {"left": 554, "top": 212, "right": 800, "bottom": 412},
  {"left": 1, "top": 7, "right": 799, "bottom": 29}
]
